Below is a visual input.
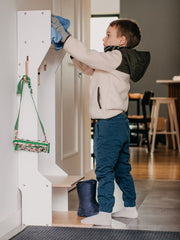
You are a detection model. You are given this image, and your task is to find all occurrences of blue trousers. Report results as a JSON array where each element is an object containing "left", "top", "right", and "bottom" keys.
[{"left": 94, "top": 113, "right": 136, "bottom": 213}]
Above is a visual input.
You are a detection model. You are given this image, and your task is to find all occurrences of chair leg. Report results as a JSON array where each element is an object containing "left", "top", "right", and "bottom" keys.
[
  {"left": 149, "top": 100, "right": 155, "bottom": 146},
  {"left": 146, "top": 131, "right": 150, "bottom": 152},
  {"left": 168, "top": 103, "right": 176, "bottom": 149},
  {"left": 144, "top": 122, "right": 150, "bottom": 152},
  {"left": 171, "top": 101, "right": 180, "bottom": 152},
  {"left": 165, "top": 119, "right": 169, "bottom": 149},
  {"left": 151, "top": 102, "right": 160, "bottom": 153}
]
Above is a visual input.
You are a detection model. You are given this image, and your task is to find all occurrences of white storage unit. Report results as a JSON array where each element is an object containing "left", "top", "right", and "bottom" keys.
[{"left": 17, "top": 10, "right": 83, "bottom": 226}]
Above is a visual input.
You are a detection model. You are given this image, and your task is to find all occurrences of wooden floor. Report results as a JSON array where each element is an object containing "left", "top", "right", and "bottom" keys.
[
  {"left": 52, "top": 211, "right": 93, "bottom": 228},
  {"left": 89, "top": 145, "right": 180, "bottom": 181},
  {"left": 130, "top": 145, "right": 180, "bottom": 180}
]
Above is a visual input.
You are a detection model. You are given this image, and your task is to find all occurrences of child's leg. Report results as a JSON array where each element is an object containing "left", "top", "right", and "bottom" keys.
[
  {"left": 95, "top": 116, "right": 129, "bottom": 213},
  {"left": 112, "top": 141, "right": 138, "bottom": 218},
  {"left": 81, "top": 113, "right": 129, "bottom": 225},
  {"left": 115, "top": 141, "right": 136, "bottom": 207}
]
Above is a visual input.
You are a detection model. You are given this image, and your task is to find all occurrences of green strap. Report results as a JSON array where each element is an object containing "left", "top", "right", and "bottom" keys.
[
  {"left": 14, "top": 75, "right": 47, "bottom": 140},
  {"left": 14, "top": 78, "right": 24, "bottom": 132},
  {"left": 13, "top": 139, "right": 49, "bottom": 146}
]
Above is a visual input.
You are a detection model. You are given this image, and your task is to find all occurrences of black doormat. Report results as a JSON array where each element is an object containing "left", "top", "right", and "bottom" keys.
[{"left": 10, "top": 226, "right": 180, "bottom": 240}]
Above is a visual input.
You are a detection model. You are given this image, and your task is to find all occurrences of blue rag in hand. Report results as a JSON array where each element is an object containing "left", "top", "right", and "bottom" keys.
[{"left": 51, "top": 16, "right": 70, "bottom": 51}]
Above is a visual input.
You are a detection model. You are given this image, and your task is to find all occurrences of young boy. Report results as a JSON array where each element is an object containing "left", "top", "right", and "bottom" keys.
[{"left": 51, "top": 17, "right": 150, "bottom": 226}]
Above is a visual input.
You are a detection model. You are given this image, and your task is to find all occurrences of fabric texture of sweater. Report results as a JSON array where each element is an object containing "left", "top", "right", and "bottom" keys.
[{"left": 64, "top": 36, "right": 150, "bottom": 119}]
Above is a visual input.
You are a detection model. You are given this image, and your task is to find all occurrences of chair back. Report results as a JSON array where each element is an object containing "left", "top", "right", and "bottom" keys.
[
  {"left": 141, "top": 91, "right": 154, "bottom": 120},
  {"left": 128, "top": 90, "right": 154, "bottom": 152}
]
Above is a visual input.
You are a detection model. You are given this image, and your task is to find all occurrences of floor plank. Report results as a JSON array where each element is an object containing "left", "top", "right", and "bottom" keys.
[
  {"left": 52, "top": 211, "right": 93, "bottom": 228},
  {"left": 130, "top": 146, "right": 180, "bottom": 180}
]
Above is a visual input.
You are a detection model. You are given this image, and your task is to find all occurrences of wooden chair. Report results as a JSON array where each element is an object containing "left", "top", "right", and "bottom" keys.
[
  {"left": 128, "top": 91, "right": 154, "bottom": 152},
  {"left": 149, "top": 97, "right": 180, "bottom": 153}
]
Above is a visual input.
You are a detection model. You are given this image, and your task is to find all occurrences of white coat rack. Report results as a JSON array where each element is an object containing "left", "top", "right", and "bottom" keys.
[{"left": 17, "top": 10, "right": 83, "bottom": 226}]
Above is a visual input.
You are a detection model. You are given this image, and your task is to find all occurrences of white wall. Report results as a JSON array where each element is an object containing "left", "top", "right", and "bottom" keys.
[
  {"left": 0, "top": 1, "right": 21, "bottom": 237},
  {"left": 16, "top": 0, "right": 52, "bottom": 10},
  {"left": 91, "top": 0, "right": 120, "bottom": 14},
  {"left": 120, "top": 0, "right": 180, "bottom": 116}
]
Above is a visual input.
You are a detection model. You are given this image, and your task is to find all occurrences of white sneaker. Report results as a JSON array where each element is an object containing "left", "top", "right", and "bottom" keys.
[
  {"left": 112, "top": 207, "right": 138, "bottom": 219},
  {"left": 81, "top": 211, "right": 112, "bottom": 226}
]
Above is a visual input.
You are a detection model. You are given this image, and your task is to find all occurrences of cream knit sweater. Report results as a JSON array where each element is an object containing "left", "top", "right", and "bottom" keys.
[{"left": 64, "top": 36, "right": 131, "bottom": 119}]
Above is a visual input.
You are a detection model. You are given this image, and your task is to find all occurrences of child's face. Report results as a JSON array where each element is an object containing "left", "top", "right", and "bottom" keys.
[{"left": 103, "top": 25, "right": 126, "bottom": 47}]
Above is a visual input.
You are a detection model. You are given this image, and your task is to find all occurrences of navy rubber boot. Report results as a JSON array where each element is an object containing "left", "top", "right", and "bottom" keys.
[{"left": 77, "top": 179, "right": 99, "bottom": 217}]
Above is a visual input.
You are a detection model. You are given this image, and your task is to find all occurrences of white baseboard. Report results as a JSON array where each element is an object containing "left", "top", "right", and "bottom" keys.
[{"left": 0, "top": 208, "right": 22, "bottom": 239}]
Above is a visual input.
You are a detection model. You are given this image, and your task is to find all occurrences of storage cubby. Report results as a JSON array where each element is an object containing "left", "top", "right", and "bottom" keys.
[{"left": 17, "top": 10, "right": 84, "bottom": 227}]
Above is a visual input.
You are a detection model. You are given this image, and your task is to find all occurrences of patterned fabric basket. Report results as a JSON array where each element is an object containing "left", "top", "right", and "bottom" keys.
[
  {"left": 13, "top": 75, "right": 50, "bottom": 153},
  {"left": 13, "top": 138, "right": 50, "bottom": 153}
]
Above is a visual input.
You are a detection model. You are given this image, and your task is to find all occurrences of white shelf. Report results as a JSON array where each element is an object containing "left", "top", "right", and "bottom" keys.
[{"left": 45, "top": 175, "right": 84, "bottom": 188}]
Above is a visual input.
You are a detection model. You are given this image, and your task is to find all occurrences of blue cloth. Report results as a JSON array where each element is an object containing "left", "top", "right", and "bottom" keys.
[
  {"left": 51, "top": 16, "right": 70, "bottom": 51},
  {"left": 94, "top": 113, "right": 136, "bottom": 212}
]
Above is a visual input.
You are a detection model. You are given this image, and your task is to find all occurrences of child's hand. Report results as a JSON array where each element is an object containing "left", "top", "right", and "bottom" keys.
[{"left": 51, "top": 16, "right": 70, "bottom": 42}]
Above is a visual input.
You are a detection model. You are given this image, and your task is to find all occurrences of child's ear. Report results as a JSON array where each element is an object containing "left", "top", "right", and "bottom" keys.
[{"left": 119, "top": 36, "right": 127, "bottom": 46}]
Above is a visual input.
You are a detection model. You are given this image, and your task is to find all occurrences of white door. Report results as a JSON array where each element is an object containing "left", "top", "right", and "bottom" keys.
[{"left": 53, "top": 0, "right": 91, "bottom": 175}]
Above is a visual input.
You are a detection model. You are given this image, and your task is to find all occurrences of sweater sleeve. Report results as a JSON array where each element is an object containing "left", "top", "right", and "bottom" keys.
[
  {"left": 64, "top": 36, "right": 122, "bottom": 72},
  {"left": 71, "top": 58, "right": 94, "bottom": 76}
]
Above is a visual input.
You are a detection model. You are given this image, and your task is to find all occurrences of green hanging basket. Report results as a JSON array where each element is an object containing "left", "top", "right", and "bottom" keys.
[{"left": 13, "top": 75, "right": 50, "bottom": 153}]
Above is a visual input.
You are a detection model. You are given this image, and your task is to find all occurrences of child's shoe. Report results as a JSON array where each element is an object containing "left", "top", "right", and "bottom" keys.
[
  {"left": 112, "top": 207, "right": 138, "bottom": 219},
  {"left": 81, "top": 211, "right": 112, "bottom": 226}
]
